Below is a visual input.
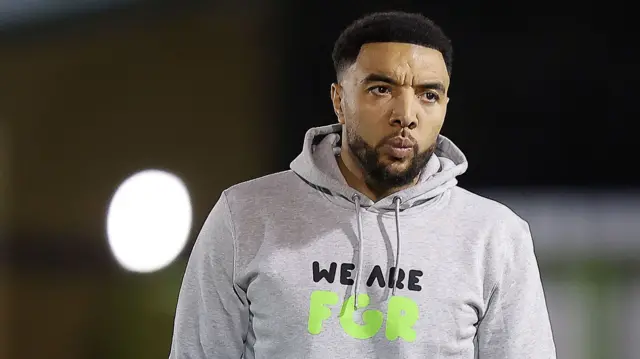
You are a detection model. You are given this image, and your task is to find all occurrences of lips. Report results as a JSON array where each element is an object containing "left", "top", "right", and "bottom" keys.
[
  {"left": 384, "top": 137, "right": 415, "bottom": 159},
  {"left": 386, "top": 137, "right": 414, "bottom": 148}
]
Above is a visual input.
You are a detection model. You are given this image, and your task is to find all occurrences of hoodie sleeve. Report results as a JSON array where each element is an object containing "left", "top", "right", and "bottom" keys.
[
  {"left": 169, "top": 192, "right": 249, "bottom": 359},
  {"left": 476, "top": 220, "right": 557, "bottom": 359}
]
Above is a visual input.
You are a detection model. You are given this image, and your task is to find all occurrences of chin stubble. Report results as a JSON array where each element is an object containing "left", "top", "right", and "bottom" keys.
[{"left": 346, "top": 130, "right": 435, "bottom": 196}]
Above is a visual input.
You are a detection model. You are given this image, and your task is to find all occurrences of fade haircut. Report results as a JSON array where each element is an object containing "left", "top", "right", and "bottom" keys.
[{"left": 332, "top": 11, "right": 453, "bottom": 81}]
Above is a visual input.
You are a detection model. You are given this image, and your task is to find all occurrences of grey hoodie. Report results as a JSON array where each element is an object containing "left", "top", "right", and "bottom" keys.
[{"left": 169, "top": 124, "right": 556, "bottom": 359}]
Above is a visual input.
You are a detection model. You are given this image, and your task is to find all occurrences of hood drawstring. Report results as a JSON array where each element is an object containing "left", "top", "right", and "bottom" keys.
[
  {"left": 352, "top": 194, "right": 403, "bottom": 310},
  {"left": 352, "top": 194, "right": 365, "bottom": 310},
  {"left": 392, "top": 196, "right": 402, "bottom": 297}
]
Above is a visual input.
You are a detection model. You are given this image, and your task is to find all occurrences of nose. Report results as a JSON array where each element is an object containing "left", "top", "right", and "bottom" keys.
[{"left": 388, "top": 91, "right": 418, "bottom": 129}]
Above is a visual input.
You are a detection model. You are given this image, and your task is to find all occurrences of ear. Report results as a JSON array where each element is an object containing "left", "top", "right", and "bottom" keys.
[
  {"left": 330, "top": 83, "right": 345, "bottom": 124},
  {"left": 442, "top": 96, "right": 450, "bottom": 120}
]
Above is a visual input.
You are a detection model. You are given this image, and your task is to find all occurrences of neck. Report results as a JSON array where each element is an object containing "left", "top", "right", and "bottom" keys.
[{"left": 336, "top": 147, "right": 418, "bottom": 202}]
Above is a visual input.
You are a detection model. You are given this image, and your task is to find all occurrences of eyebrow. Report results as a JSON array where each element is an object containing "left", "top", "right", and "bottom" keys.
[{"left": 361, "top": 73, "right": 446, "bottom": 94}]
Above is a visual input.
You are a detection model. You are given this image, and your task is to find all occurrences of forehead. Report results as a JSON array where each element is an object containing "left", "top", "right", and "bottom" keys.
[{"left": 351, "top": 42, "right": 449, "bottom": 85}]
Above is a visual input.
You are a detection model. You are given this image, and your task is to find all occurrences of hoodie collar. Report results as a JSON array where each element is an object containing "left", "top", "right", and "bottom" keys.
[{"left": 290, "top": 124, "right": 468, "bottom": 212}]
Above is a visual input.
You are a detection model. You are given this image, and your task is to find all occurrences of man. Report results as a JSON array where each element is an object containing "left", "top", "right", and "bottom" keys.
[{"left": 169, "top": 11, "right": 556, "bottom": 359}]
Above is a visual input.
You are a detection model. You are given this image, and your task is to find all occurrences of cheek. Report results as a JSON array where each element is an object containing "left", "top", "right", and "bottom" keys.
[
  {"left": 358, "top": 101, "right": 394, "bottom": 137},
  {"left": 346, "top": 96, "right": 388, "bottom": 137},
  {"left": 416, "top": 108, "right": 446, "bottom": 145},
  {"left": 343, "top": 94, "right": 368, "bottom": 124}
]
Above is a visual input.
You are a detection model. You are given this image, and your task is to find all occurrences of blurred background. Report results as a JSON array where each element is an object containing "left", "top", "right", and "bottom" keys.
[{"left": 1, "top": 1, "right": 638, "bottom": 358}]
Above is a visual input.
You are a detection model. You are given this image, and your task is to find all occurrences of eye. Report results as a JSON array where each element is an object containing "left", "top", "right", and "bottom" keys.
[
  {"left": 421, "top": 91, "right": 440, "bottom": 103},
  {"left": 368, "top": 86, "right": 391, "bottom": 96}
]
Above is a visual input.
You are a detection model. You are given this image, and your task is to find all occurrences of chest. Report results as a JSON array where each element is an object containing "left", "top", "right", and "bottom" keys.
[{"left": 239, "top": 215, "right": 486, "bottom": 352}]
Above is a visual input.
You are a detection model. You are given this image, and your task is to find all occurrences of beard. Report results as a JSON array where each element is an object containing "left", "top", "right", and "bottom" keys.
[{"left": 345, "top": 127, "right": 436, "bottom": 196}]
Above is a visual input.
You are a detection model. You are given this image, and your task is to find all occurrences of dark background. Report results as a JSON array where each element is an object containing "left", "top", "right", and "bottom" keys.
[{"left": 279, "top": 1, "right": 636, "bottom": 189}]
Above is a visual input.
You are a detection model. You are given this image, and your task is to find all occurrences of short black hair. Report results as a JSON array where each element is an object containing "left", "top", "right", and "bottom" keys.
[{"left": 332, "top": 11, "right": 453, "bottom": 80}]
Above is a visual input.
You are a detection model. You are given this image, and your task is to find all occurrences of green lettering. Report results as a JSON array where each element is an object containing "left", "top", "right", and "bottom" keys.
[
  {"left": 385, "top": 296, "right": 419, "bottom": 342},
  {"left": 308, "top": 290, "right": 339, "bottom": 334},
  {"left": 339, "top": 294, "right": 383, "bottom": 339}
]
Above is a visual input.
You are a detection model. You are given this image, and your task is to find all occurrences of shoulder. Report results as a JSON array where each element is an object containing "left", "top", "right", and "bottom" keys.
[
  {"left": 448, "top": 187, "right": 537, "bottom": 276},
  {"left": 448, "top": 186, "right": 528, "bottom": 228},
  {"left": 224, "top": 170, "right": 301, "bottom": 203},
  {"left": 220, "top": 169, "right": 309, "bottom": 216}
]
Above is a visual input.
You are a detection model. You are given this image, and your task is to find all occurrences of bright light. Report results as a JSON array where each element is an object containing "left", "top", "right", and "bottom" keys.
[{"left": 106, "top": 169, "right": 192, "bottom": 273}]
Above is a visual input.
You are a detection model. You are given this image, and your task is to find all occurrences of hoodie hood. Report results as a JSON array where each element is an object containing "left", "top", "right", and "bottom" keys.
[{"left": 290, "top": 123, "right": 468, "bottom": 212}]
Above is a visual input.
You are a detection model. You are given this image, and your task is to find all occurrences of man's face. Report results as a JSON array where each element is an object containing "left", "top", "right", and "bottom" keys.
[{"left": 331, "top": 42, "right": 450, "bottom": 192}]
